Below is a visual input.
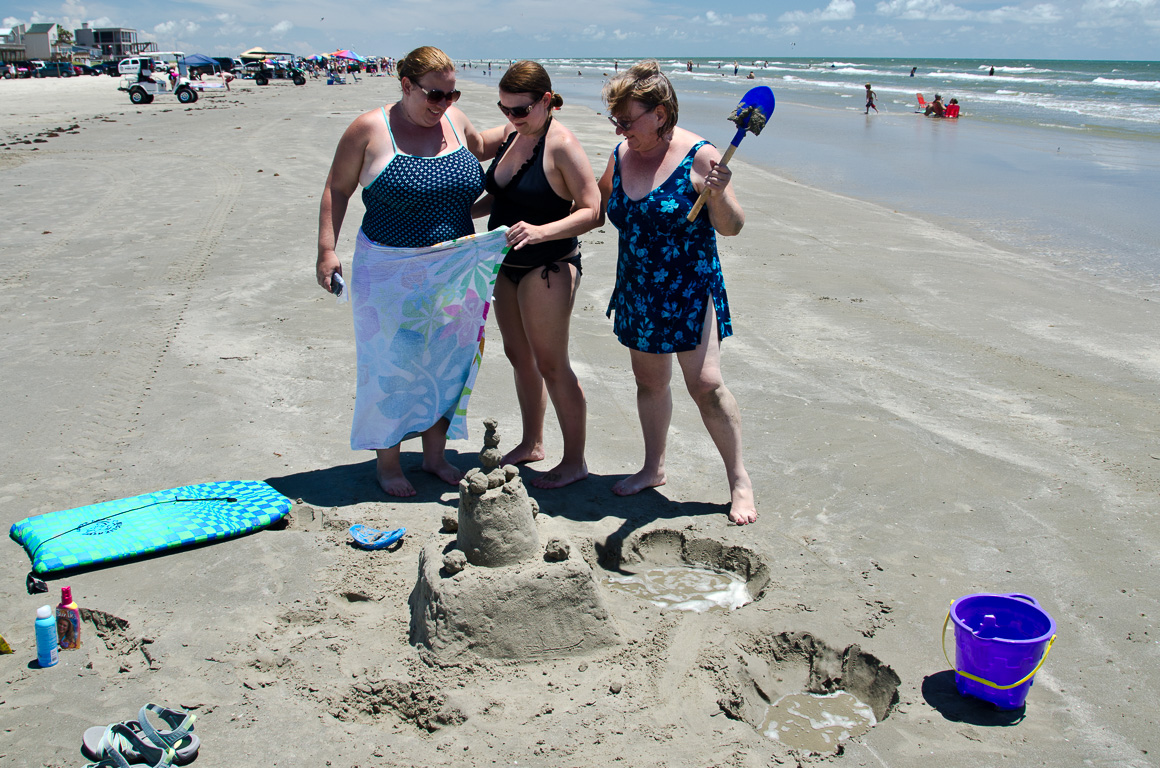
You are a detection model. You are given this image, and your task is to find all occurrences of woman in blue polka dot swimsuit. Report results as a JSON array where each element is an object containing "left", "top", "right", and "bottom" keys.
[{"left": 317, "top": 46, "right": 487, "bottom": 498}]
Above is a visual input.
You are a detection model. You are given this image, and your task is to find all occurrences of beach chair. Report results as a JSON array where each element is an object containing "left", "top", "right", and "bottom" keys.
[
  {"left": 915, "top": 93, "right": 927, "bottom": 113},
  {"left": 944, "top": 103, "right": 960, "bottom": 118}
]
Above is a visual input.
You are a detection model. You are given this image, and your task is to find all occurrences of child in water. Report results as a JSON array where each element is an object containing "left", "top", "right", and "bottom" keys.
[{"left": 865, "top": 84, "right": 878, "bottom": 114}]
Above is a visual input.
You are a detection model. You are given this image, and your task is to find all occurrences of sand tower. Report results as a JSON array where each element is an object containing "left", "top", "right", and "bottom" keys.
[{"left": 409, "top": 419, "right": 620, "bottom": 659}]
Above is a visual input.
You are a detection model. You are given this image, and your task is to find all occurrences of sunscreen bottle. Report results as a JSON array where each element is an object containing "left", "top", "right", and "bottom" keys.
[
  {"left": 56, "top": 586, "right": 82, "bottom": 650},
  {"left": 35, "top": 605, "right": 59, "bottom": 667}
]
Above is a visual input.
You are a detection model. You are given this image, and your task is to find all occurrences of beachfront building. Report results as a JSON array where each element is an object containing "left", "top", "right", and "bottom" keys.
[
  {"left": 24, "top": 23, "right": 62, "bottom": 61},
  {"left": 0, "top": 24, "right": 26, "bottom": 64},
  {"left": 69, "top": 23, "right": 104, "bottom": 64},
  {"left": 82, "top": 26, "right": 155, "bottom": 60}
]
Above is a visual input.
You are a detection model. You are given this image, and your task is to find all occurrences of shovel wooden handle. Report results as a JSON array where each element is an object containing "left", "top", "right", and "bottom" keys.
[{"left": 687, "top": 143, "right": 739, "bottom": 222}]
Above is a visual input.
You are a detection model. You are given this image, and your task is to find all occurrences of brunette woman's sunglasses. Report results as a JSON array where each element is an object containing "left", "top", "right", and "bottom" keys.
[
  {"left": 497, "top": 101, "right": 537, "bottom": 119},
  {"left": 413, "top": 83, "right": 461, "bottom": 104}
]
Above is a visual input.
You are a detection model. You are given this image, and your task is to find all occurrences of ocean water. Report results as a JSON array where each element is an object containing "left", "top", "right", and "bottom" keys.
[{"left": 460, "top": 58, "right": 1160, "bottom": 287}]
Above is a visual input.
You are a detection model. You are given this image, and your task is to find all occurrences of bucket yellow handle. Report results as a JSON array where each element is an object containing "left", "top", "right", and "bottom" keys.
[{"left": 941, "top": 601, "right": 1056, "bottom": 690}]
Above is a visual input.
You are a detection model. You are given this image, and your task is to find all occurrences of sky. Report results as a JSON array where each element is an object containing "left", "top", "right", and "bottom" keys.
[{"left": 3, "top": 0, "right": 1158, "bottom": 61}]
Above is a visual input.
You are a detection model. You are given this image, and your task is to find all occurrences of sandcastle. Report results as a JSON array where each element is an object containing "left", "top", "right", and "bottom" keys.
[{"left": 409, "top": 418, "right": 620, "bottom": 660}]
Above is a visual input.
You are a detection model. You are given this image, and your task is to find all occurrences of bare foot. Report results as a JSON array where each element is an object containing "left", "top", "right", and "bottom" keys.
[
  {"left": 377, "top": 466, "right": 416, "bottom": 497},
  {"left": 612, "top": 468, "right": 666, "bottom": 496},
  {"left": 728, "top": 480, "right": 758, "bottom": 525},
  {"left": 422, "top": 458, "right": 464, "bottom": 486},
  {"left": 531, "top": 461, "right": 589, "bottom": 490},
  {"left": 502, "top": 441, "right": 546, "bottom": 465}
]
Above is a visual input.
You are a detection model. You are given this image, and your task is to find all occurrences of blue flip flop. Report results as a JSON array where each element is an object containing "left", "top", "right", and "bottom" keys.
[{"left": 349, "top": 524, "right": 405, "bottom": 550}]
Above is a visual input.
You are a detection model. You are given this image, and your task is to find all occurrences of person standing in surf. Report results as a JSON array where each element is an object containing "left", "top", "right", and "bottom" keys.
[
  {"left": 473, "top": 61, "right": 601, "bottom": 489},
  {"left": 597, "top": 60, "right": 758, "bottom": 525},
  {"left": 865, "top": 83, "right": 878, "bottom": 114},
  {"left": 316, "top": 45, "right": 486, "bottom": 498}
]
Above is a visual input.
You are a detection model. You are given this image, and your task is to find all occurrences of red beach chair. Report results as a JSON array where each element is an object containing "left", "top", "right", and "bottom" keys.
[
  {"left": 915, "top": 93, "right": 927, "bottom": 112},
  {"left": 944, "top": 103, "right": 960, "bottom": 118}
]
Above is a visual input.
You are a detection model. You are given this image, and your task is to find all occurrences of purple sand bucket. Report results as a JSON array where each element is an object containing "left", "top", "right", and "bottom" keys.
[{"left": 941, "top": 593, "right": 1057, "bottom": 709}]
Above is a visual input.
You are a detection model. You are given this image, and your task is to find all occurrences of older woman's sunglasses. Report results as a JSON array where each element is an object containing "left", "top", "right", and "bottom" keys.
[
  {"left": 413, "top": 83, "right": 461, "bottom": 104},
  {"left": 497, "top": 101, "right": 538, "bottom": 119},
  {"left": 607, "top": 105, "right": 655, "bottom": 131}
]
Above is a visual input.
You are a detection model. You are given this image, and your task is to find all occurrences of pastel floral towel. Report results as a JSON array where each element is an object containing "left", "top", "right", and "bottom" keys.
[{"left": 349, "top": 227, "right": 509, "bottom": 450}]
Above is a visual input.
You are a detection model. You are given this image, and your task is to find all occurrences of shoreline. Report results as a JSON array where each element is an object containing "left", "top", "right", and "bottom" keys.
[
  {"left": 460, "top": 60, "right": 1160, "bottom": 291},
  {"left": 1, "top": 74, "right": 1157, "bottom": 767}
]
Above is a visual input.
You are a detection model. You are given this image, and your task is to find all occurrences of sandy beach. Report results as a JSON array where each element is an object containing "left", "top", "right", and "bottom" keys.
[{"left": 1, "top": 73, "right": 1157, "bottom": 767}]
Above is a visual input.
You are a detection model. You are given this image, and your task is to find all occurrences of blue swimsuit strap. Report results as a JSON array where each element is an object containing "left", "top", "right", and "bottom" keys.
[
  {"left": 380, "top": 105, "right": 462, "bottom": 157},
  {"left": 380, "top": 106, "right": 396, "bottom": 153}
]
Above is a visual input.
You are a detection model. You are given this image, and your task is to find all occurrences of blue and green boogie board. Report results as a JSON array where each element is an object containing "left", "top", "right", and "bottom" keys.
[{"left": 9, "top": 481, "right": 292, "bottom": 575}]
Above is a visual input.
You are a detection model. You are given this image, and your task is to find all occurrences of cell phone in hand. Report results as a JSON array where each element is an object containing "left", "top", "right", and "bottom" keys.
[{"left": 330, "top": 273, "right": 345, "bottom": 297}]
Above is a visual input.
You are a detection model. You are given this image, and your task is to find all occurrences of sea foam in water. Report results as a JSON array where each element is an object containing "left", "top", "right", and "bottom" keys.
[
  {"left": 761, "top": 690, "right": 877, "bottom": 754},
  {"left": 605, "top": 565, "right": 751, "bottom": 612}
]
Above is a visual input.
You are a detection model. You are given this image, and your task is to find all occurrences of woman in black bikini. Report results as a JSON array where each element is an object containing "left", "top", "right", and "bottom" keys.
[{"left": 475, "top": 61, "right": 601, "bottom": 488}]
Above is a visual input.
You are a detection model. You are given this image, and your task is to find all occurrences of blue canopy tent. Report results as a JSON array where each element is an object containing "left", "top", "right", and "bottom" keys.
[{"left": 181, "top": 53, "right": 220, "bottom": 73}]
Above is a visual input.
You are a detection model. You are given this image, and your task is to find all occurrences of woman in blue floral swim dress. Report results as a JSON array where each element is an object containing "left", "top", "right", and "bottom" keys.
[{"left": 597, "top": 60, "right": 757, "bottom": 525}]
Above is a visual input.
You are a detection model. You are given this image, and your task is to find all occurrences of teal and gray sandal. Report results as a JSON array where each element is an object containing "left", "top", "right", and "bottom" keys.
[
  {"left": 82, "top": 704, "right": 198, "bottom": 765},
  {"left": 81, "top": 723, "right": 176, "bottom": 767}
]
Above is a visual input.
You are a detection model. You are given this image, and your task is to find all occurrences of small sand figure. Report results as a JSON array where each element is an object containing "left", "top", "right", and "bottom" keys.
[
  {"left": 480, "top": 417, "right": 503, "bottom": 471},
  {"left": 457, "top": 418, "right": 540, "bottom": 566}
]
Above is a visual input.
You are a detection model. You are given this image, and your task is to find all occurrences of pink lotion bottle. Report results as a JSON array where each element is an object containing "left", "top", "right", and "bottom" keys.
[{"left": 56, "top": 586, "right": 82, "bottom": 650}]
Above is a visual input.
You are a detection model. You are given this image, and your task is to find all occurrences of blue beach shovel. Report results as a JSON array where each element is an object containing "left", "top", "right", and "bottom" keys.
[{"left": 687, "top": 85, "right": 776, "bottom": 222}]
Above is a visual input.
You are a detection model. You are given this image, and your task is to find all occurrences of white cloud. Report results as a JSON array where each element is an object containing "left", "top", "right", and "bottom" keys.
[
  {"left": 1077, "top": 0, "right": 1155, "bottom": 25},
  {"left": 877, "top": 0, "right": 1061, "bottom": 22},
  {"left": 748, "top": 13, "right": 769, "bottom": 21},
  {"left": 580, "top": 24, "right": 605, "bottom": 39},
  {"left": 270, "top": 20, "right": 292, "bottom": 36},
  {"left": 780, "top": 0, "right": 857, "bottom": 23},
  {"left": 875, "top": 0, "right": 971, "bottom": 20},
  {"left": 977, "top": 3, "right": 1061, "bottom": 21},
  {"left": 705, "top": 10, "right": 728, "bottom": 25},
  {"left": 154, "top": 19, "right": 200, "bottom": 37},
  {"left": 215, "top": 13, "right": 243, "bottom": 36},
  {"left": 1083, "top": 0, "right": 1155, "bottom": 9},
  {"left": 491, "top": 25, "right": 512, "bottom": 33}
]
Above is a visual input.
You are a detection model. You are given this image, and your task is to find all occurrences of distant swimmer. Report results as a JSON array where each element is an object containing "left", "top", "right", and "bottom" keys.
[
  {"left": 910, "top": 66, "right": 917, "bottom": 77},
  {"left": 989, "top": 66, "right": 995, "bottom": 76},
  {"left": 747, "top": 72, "right": 755, "bottom": 79}
]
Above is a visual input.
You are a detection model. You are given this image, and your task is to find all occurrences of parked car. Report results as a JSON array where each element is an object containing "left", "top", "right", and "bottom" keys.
[
  {"left": 36, "top": 62, "right": 75, "bottom": 78},
  {"left": 74, "top": 64, "right": 101, "bottom": 76}
]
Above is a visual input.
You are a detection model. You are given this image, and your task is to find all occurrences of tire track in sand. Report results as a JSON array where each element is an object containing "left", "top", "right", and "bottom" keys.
[{"left": 66, "top": 154, "right": 243, "bottom": 480}]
